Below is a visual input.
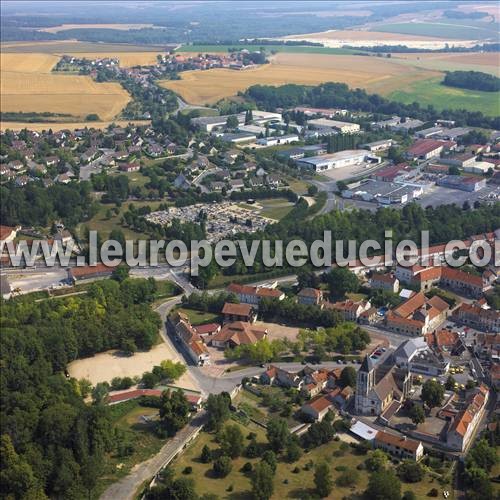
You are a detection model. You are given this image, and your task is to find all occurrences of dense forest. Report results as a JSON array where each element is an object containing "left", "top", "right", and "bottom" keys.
[
  {"left": 0, "top": 278, "right": 161, "bottom": 498},
  {"left": 0, "top": 182, "right": 97, "bottom": 228},
  {"left": 443, "top": 70, "right": 500, "bottom": 92},
  {"left": 245, "top": 82, "right": 500, "bottom": 129}
]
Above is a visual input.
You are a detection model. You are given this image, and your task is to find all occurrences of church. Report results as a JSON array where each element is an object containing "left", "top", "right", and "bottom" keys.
[{"left": 355, "top": 350, "right": 412, "bottom": 416}]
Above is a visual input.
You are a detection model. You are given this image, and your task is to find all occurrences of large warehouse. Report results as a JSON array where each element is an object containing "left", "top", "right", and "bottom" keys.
[{"left": 295, "top": 150, "right": 377, "bottom": 172}]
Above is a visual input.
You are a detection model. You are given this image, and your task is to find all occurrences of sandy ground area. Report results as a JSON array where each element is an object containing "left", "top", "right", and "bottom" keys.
[
  {"left": 254, "top": 320, "right": 300, "bottom": 341},
  {"left": 68, "top": 343, "right": 198, "bottom": 391}
]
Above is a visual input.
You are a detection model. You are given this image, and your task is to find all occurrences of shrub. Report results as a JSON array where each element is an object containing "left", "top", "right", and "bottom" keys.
[
  {"left": 241, "top": 462, "right": 253, "bottom": 473},
  {"left": 403, "top": 492, "right": 417, "bottom": 500},
  {"left": 292, "top": 466, "right": 301, "bottom": 473},
  {"left": 213, "top": 455, "right": 232, "bottom": 478},
  {"left": 182, "top": 466, "right": 192, "bottom": 475},
  {"left": 336, "top": 470, "right": 358, "bottom": 487},
  {"left": 335, "top": 465, "right": 347, "bottom": 472},
  {"left": 428, "top": 488, "right": 439, "bottom": 497},
  {"left": 397, "top": 461, "right": 424, "bottom": 483}
]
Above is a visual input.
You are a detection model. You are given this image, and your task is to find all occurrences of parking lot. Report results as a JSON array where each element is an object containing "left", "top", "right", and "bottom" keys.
[{"left": 415, "top": 184, "right": 500, "bottom": 208}]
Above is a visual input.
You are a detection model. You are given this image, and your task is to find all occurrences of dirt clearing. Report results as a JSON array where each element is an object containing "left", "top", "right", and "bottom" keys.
[{"left": 67, "top": 343, "right": 198, "bottom": 391}]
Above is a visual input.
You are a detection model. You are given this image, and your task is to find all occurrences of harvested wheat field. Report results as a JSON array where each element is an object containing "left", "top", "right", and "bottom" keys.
[
  {"left": 1, "top": 70, "right": 131, "bottom": 120},
  {"left": 161, "top": 53, "right": 438, "bottom": 104},
  {"left": 391, "top": 51, "right": 500, "bottom": 76},
  {"left": 0, "top": 53, "right": 60, "bottom": 73}
]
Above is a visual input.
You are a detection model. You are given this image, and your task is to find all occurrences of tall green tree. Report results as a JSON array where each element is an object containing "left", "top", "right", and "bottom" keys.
[
  {"left": 251, "top": 461, "right": 274, "bottom": 500},
  {"left": 314, "top": 462, "right": 333, "bottom": 498}
]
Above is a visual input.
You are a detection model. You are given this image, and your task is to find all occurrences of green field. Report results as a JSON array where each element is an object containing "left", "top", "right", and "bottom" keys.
[
  {"left": 389, "top": 76, "right": 500, "bottom": 115},
  {"left": 259, "top": 198, "right": 295, "bottom": 220},
  {"left": 177, "top": 307, "right": 221, "bottom": 326},
  {"left": 78, "top": 199, "right": 164, "bottom": 240},
  {"left": 177, "top": 44, "right": 363, "bottom": 55},
  {"left": 169, "top": 418, "right": 455, "bottom": 500},
  {"left": 373, "top": 22, "right": 498, "bottom": 41}
]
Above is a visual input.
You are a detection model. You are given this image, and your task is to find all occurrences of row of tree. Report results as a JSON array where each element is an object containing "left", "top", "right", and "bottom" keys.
[{"left": 246, "top": 82, "right": 500, "bottom": 129}]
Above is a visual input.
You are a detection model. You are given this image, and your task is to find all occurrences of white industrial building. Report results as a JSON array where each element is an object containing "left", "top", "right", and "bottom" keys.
[
  {"left": 256, "top": 134, "right": 299, "bottom": 147},
  {"left": 343, "top": 179, "right": 422, "bottom": 205},
  {"left": 296, "top": 149, "right": 376, "bottom": 172},
  {"left": 191, "top": 110, "right": 281, "bottom": 132},
  {"left": 307, "top": 118, "right": 360, "bottom": 134}
]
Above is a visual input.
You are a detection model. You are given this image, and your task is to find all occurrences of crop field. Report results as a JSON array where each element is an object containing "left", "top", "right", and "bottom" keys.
[
  {"left": 391, "top": 52, "right": 500, "bottom": 76},
  {"left": 1, "top": 70, "right": 131, "bottom": 120},
  {"left": 389, "top": 76, "right": 500, "bottom": 116},
  {"left": 38, "top": 23, "right": 157, "bottom": 33},
  {"left": 0, "top": 46, "right": 136, "bottom": 123},
  {"left": 1, "top": 41, "right": 172, "bottom": 53},
  {"left": 0, "top": 52, "right": 59, "bottom": 73},
  {"left": 162, "top": 51, "right": 498, "bottom": 114},
  {"left": 161, "top": 53, "right": 440, "bottom": 104}
]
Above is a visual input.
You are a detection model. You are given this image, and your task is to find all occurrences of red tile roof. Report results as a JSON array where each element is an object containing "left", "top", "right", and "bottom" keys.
[
  {"left": 408, "top": 139, "right": 445, "bottom": 157},
  {"left": 375, "top": 430, "right": 421, "bottom": 453},
  {"left": 70, "top": 263, "right": 113, "bottom": 278},
  {"left": 0, "top": 225, "right": 16, "bottom": 241},
  {"left": 222, "top": 302, "right": 254, "bottom": 316},
  {"left": 194, "top": 323, "right": 220, "bottom": 335}
]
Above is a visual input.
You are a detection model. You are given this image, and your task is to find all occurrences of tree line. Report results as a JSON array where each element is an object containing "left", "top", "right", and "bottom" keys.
[
  {"left": 245, "top": 82, "right": 500, "bottom": 129},
  {"left": 443, "top": 70, "right": 500, "bottom": 92}
]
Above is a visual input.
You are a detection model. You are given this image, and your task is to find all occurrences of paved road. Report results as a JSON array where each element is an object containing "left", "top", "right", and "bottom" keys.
[{"left": 100, "top": 411, "right": 207, "bottom": 500}]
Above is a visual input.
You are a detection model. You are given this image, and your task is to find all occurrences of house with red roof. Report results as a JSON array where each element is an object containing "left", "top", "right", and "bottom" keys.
[
  {"left": 222, "top": 302, "right": 256, "bottom": 323},
  {"left": 374, "top": 430, "right": 424, "bottom": 461},
  {"left": 227, "top": 282, "right": 285, "bottom": 307},
  {"left": 209, "top": 321, "right": 267, "bottom": 349},
  {"left": 446, "top": 385, "right": 489, "bottom": 451},
  {"left": 301, "top": 392, "right": 336, "bottom": 421},
  {"left": 385, "top": 292, "right": 449, "bottom": 336},
  {"left": 67, "top": 263, "right": 113, "bottom": 282}
]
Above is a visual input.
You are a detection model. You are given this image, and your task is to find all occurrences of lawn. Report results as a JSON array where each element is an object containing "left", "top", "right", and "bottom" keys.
[
  {"left": 94, "top": 400, "right": 165, "bottom": 498},
  {"left": 111, "top": 169, "right": 151, "bottom": 188},
  {"left": 286, "top": 178, "right": 310, "bottom": 196},
  {"left": 168, "top": 420, "right": 452, "bottom": 499},
  {"left": 389, "top": 76, "right": 500, "bottom": 116},
  {"left": 238, "top": 197, "right": 295, "bottom": 221},
  {"left": 177, "top": 307, "right": 221, "bottom": 326},
  {"left": 79, "top": 200, "right": 164, "bottom": 240},
  {"left": 259, "top": 198, "right": 295, "bottom": 220}
]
